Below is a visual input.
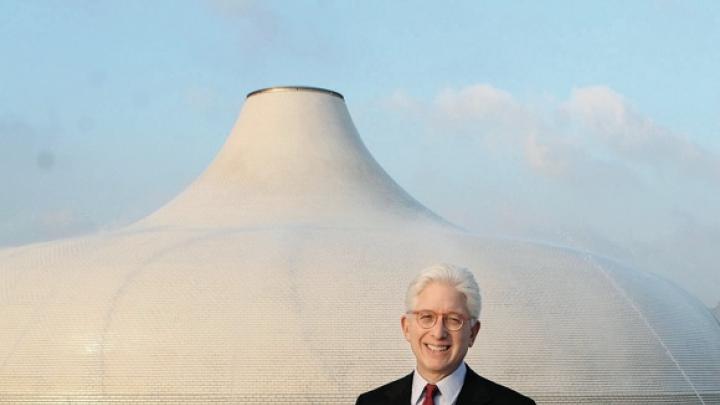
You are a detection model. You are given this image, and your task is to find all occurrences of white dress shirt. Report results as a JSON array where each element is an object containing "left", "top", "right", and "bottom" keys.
[{"left": 411, "top": 362, "right": 467, "bottom": 405}]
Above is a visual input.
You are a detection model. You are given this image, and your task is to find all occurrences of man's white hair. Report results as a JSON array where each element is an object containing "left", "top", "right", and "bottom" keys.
[{"left": 405, "top": 263, "right": 482, "bottom": 319}]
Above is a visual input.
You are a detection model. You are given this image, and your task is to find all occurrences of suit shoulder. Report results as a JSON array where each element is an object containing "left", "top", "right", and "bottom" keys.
[
  {"left": 466, "top": 369, "right": 535, "bottom": 404},
  {"left": 356, "top": 373, "right": 412, "bottom": 405},
  {"left": 482, "top": 378, "right": 535, "bottom": 404}
]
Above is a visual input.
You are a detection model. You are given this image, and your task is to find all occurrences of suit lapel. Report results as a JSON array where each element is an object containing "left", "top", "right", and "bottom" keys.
[
  {"left": 384, "top": 372, "right": 413, "bottom": 405},
  {"left": 456, "top": 366, "right": 492, "bottom": 405}
]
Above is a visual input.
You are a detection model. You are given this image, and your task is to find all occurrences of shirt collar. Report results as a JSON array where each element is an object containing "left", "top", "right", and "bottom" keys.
[{"left": 411, "top": 363, "right": 467, "bottom": 405}]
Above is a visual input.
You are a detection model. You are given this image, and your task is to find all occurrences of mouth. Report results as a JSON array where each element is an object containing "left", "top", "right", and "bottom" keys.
[{"left": 424, "top": 343, "right": 450, "bottom": 352}]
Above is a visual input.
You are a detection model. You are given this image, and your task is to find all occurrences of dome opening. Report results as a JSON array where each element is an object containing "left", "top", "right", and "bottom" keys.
[{"left": 246, "top": 86, "right": 344, "bottom": 100}]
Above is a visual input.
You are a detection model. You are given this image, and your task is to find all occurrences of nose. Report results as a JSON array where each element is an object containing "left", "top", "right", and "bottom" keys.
[{"left": 430, "top": 314, "right": 449, "bottom": 338}]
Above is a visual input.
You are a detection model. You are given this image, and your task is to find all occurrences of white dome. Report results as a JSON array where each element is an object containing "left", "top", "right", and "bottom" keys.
[{"left": 1, "top": 87, "right": 718, "bottom": 403}]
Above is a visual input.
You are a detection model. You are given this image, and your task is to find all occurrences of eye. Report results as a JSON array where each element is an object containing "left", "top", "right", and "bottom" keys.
[
  {"left": 418, "top": 312, "right": 435, "bottom": 321},
  {"left": 446, "top": 315, "right": 463, "bottom": 328}
]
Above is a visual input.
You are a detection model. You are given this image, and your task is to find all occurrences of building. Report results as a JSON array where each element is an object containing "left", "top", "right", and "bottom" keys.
[{"left": 1, "top": 87, "right": 719, "bottom": 403}]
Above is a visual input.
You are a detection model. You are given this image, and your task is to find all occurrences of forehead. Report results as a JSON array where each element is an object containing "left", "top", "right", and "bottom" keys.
[{"left": 414, "top": 282, "right": 469, "bottom": 314}]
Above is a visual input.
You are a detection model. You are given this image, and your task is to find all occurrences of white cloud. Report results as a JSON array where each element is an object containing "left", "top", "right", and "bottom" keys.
[
  {"left": 560, "top": 86, "right": 720, "bottom": 182},
  {"left": 387, "top": 84, "right": 720, "bottom": 185},
  {"left": 434, "top": 84, "right": 521, "bottom": 124},
  {"left": 523, "top": 130, "right": 569, "bottom": 176},
  {"left": 381, "top": 89, "right": 425, "bottom": 115},
  {"left": 383, "top": 85, "right": 531, "bottom": 140},
  {"left": 375, "top": 84, "right": 720, "bottom": 305}
]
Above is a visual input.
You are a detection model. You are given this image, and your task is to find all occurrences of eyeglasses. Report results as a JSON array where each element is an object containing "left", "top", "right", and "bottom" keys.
[{"left": 407, "top": 310, "right": 472, "bottom": 331}]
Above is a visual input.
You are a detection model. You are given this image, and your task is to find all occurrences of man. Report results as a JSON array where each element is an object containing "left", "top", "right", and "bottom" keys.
[{"left": 356, "top": 264, "right": 535, "bottom": 405}]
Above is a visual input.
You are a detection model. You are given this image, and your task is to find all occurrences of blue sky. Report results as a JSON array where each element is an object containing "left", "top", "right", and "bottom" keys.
[{"left": 1, "top": 0, "right": 719, "bottom": 306}]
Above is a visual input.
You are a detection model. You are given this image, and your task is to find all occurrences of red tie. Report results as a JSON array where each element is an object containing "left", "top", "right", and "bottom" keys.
[{"left": 422, "top": 384, "right": 438, "bottom": 405}]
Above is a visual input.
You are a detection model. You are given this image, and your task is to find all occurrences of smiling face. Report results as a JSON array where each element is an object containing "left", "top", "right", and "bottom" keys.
[{"left": 401, "top": 282, "right": 481, "bottom": 383}]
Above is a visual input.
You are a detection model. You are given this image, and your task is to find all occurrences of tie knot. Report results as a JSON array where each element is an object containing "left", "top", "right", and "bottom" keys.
[{"left": 423, "top": 384, "right": 438, "bottom": 405}]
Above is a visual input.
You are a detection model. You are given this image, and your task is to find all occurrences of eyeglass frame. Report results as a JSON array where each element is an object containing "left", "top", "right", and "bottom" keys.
[{"left": 406, "top": 310, "right": 476, "bottom": 331}]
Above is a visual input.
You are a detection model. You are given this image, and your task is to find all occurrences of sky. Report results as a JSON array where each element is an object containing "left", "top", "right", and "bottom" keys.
[{"left": 1, "top": 0, "right": 719, "bottom": 307}]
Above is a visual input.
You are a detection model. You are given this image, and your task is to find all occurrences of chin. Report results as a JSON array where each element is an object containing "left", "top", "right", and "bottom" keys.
[{"left": 422, "top": 359, "right": 454, "bottom": 373}]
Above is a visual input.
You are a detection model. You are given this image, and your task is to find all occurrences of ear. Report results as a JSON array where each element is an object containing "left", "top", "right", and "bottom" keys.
[
  {"left": 401, "top": 314, "right": 411, "bottom": 342},
  {"left": 468, "top": 320, "right": 481, "bottom": 347}
]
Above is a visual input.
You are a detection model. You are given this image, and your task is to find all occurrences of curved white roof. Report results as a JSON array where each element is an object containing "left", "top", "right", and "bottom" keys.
[{"left": 1, "top": 87, "right": 718, "bottom": 403}]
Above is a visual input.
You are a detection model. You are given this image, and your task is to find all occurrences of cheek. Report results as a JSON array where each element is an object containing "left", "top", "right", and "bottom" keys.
[
  {"left": 404, "top": 328, "right": 423, "bottom": 345},
  {"left": 457, "top": 332, "right": 472, "bottom": 348}
]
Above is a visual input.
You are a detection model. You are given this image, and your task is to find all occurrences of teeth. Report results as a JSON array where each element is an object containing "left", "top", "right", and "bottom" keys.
[{"left": 426, "top": 344, "right": 449, "bottom": 352}]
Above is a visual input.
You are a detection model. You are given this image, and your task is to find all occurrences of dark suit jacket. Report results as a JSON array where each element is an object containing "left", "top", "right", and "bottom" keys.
[{"left": 355, "top": 365, "right": 535, "bottom": 405}]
